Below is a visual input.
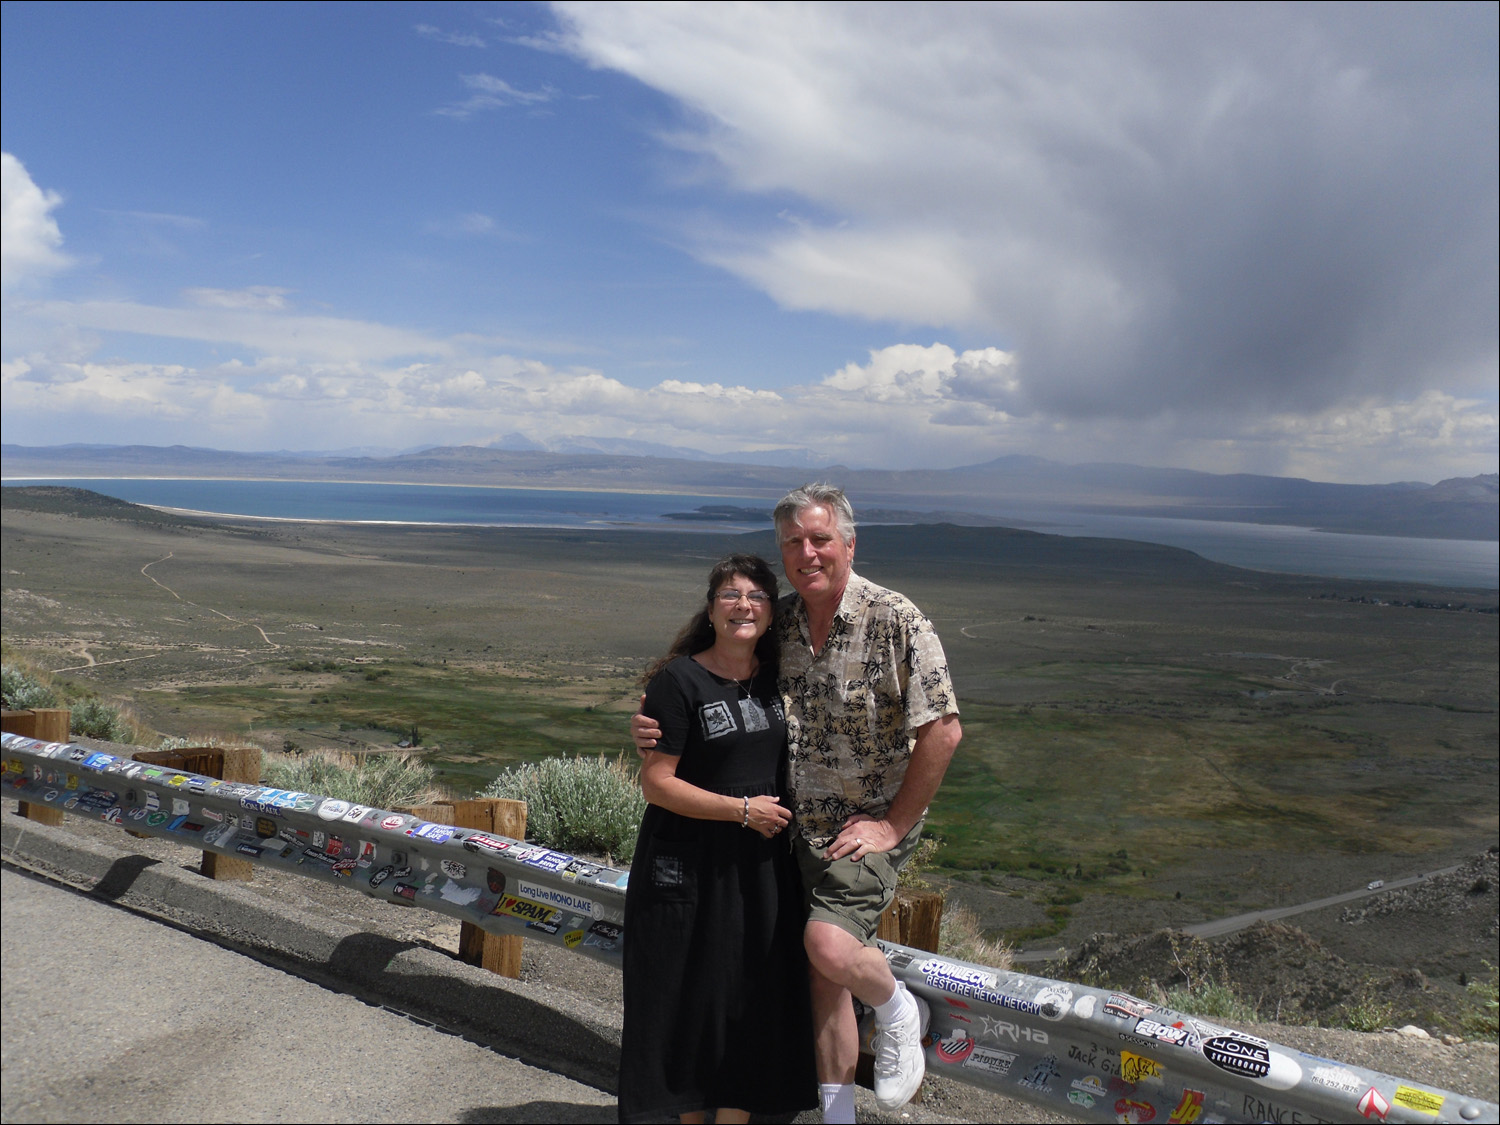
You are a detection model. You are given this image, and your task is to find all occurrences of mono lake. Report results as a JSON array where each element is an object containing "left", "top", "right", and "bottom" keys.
[{"left": 5, "top": 477, "right": 1495, "bottom": 590}]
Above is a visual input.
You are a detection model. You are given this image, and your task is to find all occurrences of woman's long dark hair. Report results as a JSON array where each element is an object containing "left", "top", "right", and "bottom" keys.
[{"left": 640, "top": 554, "right": 780, "bottom": 687}]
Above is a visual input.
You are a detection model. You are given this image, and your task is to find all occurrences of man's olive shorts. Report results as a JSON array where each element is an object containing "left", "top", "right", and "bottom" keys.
[{"left": 793, "top": 821, "right": 925, "bottom": 945}]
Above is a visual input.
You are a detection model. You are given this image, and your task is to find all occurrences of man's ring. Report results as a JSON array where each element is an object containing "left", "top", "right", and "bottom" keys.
[{"left": 855, "top": 838, "right": 862, "bottom": 847}]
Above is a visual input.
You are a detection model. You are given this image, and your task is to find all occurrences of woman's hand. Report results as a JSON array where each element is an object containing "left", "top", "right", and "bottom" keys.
[{"left": 746, "top": 794, "right": 792, "bottom": 839}]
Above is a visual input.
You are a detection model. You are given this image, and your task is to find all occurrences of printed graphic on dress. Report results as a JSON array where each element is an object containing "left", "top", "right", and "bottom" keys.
[
  {"left": 698, "top": 700, "right": 737, "bottom": 740},
  {"left": 738, "top": 696, "right": 769, "bottom": 732},
  {"left": 653, "top": 855, "right": 685, "bottom": 887}
]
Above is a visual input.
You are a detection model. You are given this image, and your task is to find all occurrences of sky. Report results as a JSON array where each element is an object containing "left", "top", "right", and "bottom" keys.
[{"left": 2, "top": 2, "right": 1496, "bottom": 484}]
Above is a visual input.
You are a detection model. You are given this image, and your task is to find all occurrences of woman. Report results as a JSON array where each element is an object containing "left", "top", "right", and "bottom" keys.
[{"left": 618, "top": 554, "right": 817, "bottom": 1124}]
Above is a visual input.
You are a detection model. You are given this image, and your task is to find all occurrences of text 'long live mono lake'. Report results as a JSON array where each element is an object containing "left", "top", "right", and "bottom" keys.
[{"left": 5, "top": 477, "right": 1496, "bottom": 589}]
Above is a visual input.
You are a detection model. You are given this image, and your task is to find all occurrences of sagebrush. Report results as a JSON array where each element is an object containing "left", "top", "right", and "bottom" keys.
[
  {"left": 2, "top": 660, "right": 148, "bottom": 742},
  {"left": 482, "top": 753, "right": 645, "bottom": 863},
  {"left": 261, "top": 747, "right": 442, "bottom": 809}
]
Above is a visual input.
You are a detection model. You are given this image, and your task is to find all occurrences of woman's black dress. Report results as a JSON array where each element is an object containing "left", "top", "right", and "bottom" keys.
[{"left": 618, "top": 657, "right": 817, "bottom": 1123}]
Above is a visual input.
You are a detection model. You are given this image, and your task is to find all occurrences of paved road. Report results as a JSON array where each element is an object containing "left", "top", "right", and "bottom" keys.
[
  {"left": 0, "top": 867, "right": 617, "bottom": 1124},
  {"left": 1011, "top": 864, "right": 1460, "bottom": 963}
]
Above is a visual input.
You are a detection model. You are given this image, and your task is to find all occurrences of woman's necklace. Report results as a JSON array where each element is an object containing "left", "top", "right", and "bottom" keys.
[{"left": 700, "top": 649, "right": 757, "bottom": 696}]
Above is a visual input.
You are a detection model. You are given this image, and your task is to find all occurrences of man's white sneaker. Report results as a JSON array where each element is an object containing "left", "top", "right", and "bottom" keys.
[{"left": 872, "top": 983, "right": 930, "bottom": 1111}]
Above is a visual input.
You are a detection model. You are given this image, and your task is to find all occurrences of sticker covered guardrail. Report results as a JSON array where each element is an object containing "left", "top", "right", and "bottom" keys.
[
  {"left": 4, "top": 732, "right": 1495, "bottom": 1125},
  {"left": 1, "top": 732, "right": 625, "bottom": 962}
]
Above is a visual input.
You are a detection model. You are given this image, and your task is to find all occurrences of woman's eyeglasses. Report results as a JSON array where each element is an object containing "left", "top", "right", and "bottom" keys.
[{"left": 714, "top": 590, "right": 772, "bottom": 605}]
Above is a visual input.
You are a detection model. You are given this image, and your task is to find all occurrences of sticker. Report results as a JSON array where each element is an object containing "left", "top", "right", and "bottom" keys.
[
  {"left": 1115, "top": 1098, "right": 1156, "bottom": 1124},
  {"left": 1068, "top": 1091, "right": 1094, "bottom": 1109},
  {"left": 516, "top": 881, "right": 596, "bottom": 917},
  {"left": 976, "top": 1015, "right": 1047, "bottom": 1045},
  {"left": 1074, "top": 994, "right": 1097, "bottom": 1019},
  {"left": 1120, "top": 1051, "right": 1163, "bottom": 1084},
  {"left": 486, "top": 868, "right": 506, "bottom": 894},
  {"left": 493, "top": 894, "right": 558, "bottom": 925},
  {"left": 1072, "top": 1076, "right": 1109, "bottom": 1098},
  {"left": 369, "top": 865, "right": 394, "bottom": 889},
  {"left": 379, "top": 814, "right": 407, "bottom": 831},
  {"left": 1359, "top": 1087, "right": 1391, "bottom": 1121},
  {"left": 583, "top": 919, "right": 622, "bottom": 950},
  {"left": 1201, "top": 1032, "right": 1269, "bottom": 1079},
  {"left": 317, "top": 798, "right": 351, "bottom": 821},
  {"left": 393, "top": 883, "right": 418, "bottom": 900},
  {"left": 1035, "top": 983, "right": 1073, "bottom": 1021},
  {"left": 341, "top": 804, "right": 371, "bottom": 823},
  {"left": 410, "top": 822, "right": 455, "bottom": 844},
  {"left": 237, "top": 843, "right": 263, "bottom": 857},
  {"left": 961, "top": 1045, "right": 1016, "bottom": 1077},
  {"left": 1310, "top": 1066, "right": 1361, "bottom": 1094},
  {"left": 1135, "top": 1018, "right": 1190, "bottom": 1045},
  {"left": 564, "top": 929, "right": 585, "bottom": 948},
  {"left": 933, "top": 1036, "right": 974, "bottom": 1064},
  {"left": 438, "top": 881, "right": 480, "bottom": 906},
  {"left": 1168, "top": 1089, "right": 1204, "bottom": 1124},
  {"left": 1393, "top": 1087, "right": 1443, "bottom": 1116},
  {"left": 463, "top": 834, "right": 512, "bottom": 855},
  {"left": 1105, "top": 994, "right": 1155, "bottom": 1020},
  {"left": 523, "top": 850, "right": 571, "bottom": 872},
  {"left": 440, "top": 860, "right": 467, "bottom": 879},
  {"left": 1017, "top": 1053, "right": 1059, "bottom": 1092}
]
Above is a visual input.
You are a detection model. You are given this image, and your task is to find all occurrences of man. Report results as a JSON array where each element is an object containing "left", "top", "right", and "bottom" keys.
[{"left": 634, "top": 483, "right": 961, "bottom": 1123}]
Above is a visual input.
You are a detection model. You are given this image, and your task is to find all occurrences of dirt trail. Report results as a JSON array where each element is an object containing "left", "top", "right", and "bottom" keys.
[{"left": 139, "top": 552, "right": 280, "bottom": 650}]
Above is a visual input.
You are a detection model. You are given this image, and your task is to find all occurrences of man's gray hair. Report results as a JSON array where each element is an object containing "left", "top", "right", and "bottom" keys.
[{"left": 773, "top": 483, "right": 856, "bottom": 544}]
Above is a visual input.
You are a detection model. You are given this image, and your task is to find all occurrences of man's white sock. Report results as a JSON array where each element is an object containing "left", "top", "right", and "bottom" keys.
[
  {"left": 873, "top": 980, "right": 914, "bottom": 1027},
  {"left": 820, "top": 1082, "right": 856, "bottom": 1124}
]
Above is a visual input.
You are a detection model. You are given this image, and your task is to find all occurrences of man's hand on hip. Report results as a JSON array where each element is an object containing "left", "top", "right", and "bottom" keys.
[{"left": 824, "top": 813, "right": 901, "bottom": 862}]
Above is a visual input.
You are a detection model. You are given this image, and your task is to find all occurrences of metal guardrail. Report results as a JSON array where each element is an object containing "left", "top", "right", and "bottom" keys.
[{"left": 4, "top": 732, "right": 1495, "bottom": 1125}]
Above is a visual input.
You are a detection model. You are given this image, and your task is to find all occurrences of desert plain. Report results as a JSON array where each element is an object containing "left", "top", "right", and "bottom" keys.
[{"left": 2, "top": 487, "right": 1496, "bottom": 1020}]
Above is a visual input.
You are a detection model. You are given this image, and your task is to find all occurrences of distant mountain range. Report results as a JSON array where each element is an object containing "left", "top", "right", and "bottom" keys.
[{"left": 2, "top": 442, "right": 1494, "bottom": 541}]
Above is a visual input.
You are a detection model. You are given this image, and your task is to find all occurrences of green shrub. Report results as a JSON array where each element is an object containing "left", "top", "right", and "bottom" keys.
[
  {"left": 482, "top": 753, "right": 645, "bottom": 863},
  {"left": 69, "top": 697, "right": 132, "bottom": 741},
  {"left": 1462, "top": 961, "right": 1498, "bottom": 1041},
  {"left": 1, "top": 661, "right": 60, "bottom": 710},
  {"left": 261, "top": 748, "right": 440, "bottom": 809},
  {"left": 1342, "top": 994, "right": 1396, "bottom": 1032},
  {"left": 1164, "top": 980, "right": 1260, "bottom": 1024}
]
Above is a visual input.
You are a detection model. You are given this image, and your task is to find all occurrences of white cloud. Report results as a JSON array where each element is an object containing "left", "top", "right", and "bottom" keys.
[
  {"left": 550, "top": 3, "right": 1499, "bottom": 420},
  {"left": 8, "top": 336, "right": 1489, "bottom": 483},
  {"left": 416, "top": 24, "right": 486, "bottom": 48},
  {"left": 1, "top": 153, "right": 71, "bottom": 292},
  {"left": 436, "top": 73, "right": 556, "bottom": 117},
  {"left": 185, "top": 286, "right": 292, "bottom": 311},
  {"left": 25, "top": 298, "right": 448, "bottom": 363}
]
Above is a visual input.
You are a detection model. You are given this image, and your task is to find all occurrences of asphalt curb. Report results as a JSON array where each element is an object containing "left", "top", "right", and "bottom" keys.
[{"left": 1, "top": 809, "right": 625, "bottom": 1093}]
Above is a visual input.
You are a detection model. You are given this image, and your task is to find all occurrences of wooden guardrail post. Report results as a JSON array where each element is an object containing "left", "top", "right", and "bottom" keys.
[
  {"left": 453, "top": 797, "right": 527, "bottom": 979},
  {"left": 4, "top": 708, "right": 68, "bottom": 826},
  {"left": 877, "top": 886, "right": 944, "bottom": 952},
  {"left": 131, "top": 744, "right": 263, "bottom": 880}
]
